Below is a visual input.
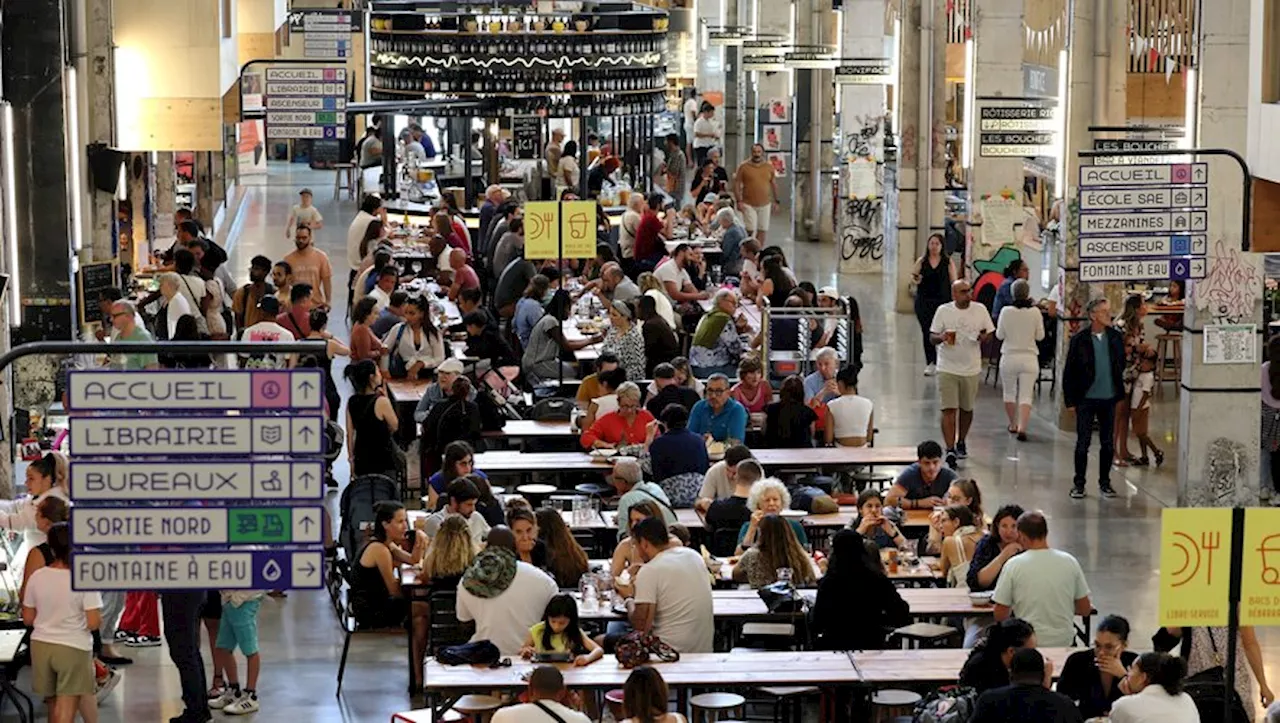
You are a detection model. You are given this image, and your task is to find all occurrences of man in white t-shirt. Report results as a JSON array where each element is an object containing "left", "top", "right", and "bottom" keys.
[
  {"left": 654, "top": 245, "right": 710, "bottom": 325},
  {"left": 157, "top": 272, "right": 194, "bottom": 340},
  {"left": 691, "top": 103, "right": 721, "bottom": 167},
  {"left": 928, "top": 279, "right": 994, "bottom": 469},
  {"left": 286, "top": 188, "right": 324, "bottom": 240},
  {"left": 456, "top": 527, "right": 558, "bottom": 655},
  {"left": 366, "top": 267, "right": 397, "bottom": 315},
  {"left": 239, "top": 297, "right": 295, "bottom": 369},
  {"left": 683, "top": 90, "right": 701, "bottom": 160},
  {"left": 491, "top": 666, "right": 591, "bottom": 723},
  {"left": 626, "top": 516, "right": 714, "bottom": 653},
  {"left": 992, "top": 511, "right": 1092, "bottom": 648}
]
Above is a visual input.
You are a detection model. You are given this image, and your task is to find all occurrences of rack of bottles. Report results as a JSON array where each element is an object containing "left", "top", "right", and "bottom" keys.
[{"left": 368, "top": 2, "right": 669, "bottom": 118}]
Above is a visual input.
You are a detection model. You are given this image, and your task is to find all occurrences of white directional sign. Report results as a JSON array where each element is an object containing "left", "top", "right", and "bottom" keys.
[
  {"left": 66, "top": 370, "right": 323, "bottom": 411},
  {"left": 1079, "top": 162, "right": 1208, "bottom": 187},
  {"left": 73, "top": 551, "right": 324, "bottom": 591},
  {"left": 70, "top": 461, "right": 325, "bottom": 501},
  {"left": 1079, "top": 257, "right": 1206, "bottom": 283},
  {"left": 1079, "top": 210, "right": 1208, "bottom": 235},
  {"left": 1080, "top": 185, "right": 1209, "bottom": 212},
  {"left": 69, "top": 415, "right": 325, "bottom": 457},
  {"left": 71, "top": 506, "right": 324, "bottom": 546},
  {"left": 1079, "top": 234, "right": 1208, "bottom": 259},
  {"left": 265, "top": 67, "right": 347, "bottom": 141}
]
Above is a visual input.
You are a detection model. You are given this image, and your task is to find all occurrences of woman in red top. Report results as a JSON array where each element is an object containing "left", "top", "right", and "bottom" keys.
[
  {"left": 580, "top": 381, "right": 655, "bottom": 450},
  {"left": 439, "top": 196, "right": 473, "bottom": 257},
  {"left": 730, "top": 356, "right": 770, "bottom": 414},
  {"left": 349, "top": 297, "right": 385, "bottom": 363}
]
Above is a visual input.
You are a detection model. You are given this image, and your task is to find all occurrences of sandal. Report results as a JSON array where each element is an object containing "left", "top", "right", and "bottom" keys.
[
  {"left": 1007, "top": 425, "right": 1018, "bottom": 434},
  {"left": 1113, "top": 458, "right": 1130, "bottom": 467},
  {"left": 1132, "top": 457, "right": 1150, "bottom": 467},
  {"left": 1153, "top": 450, "right": 1165, "bottom": 467}
]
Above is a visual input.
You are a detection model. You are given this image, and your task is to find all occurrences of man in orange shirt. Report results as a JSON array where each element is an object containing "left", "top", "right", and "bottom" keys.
[
  {"left": 733, "top": 143, "right": 780, "bottom": 243},
  {"left": 282, "top": 225, "right": 332, "bottom": 308}
]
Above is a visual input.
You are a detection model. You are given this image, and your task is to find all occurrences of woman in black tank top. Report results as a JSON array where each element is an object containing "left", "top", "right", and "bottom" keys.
[
  {"left": 353, "top": 501, "right": 429, "bottom": 691},
  {"left": 911, "top": 234, "right": 956, "bottom": 372}
]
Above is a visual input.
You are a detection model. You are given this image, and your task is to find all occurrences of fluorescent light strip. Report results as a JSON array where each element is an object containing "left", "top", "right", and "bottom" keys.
[
  {"left": 962, "top": 39, "right": 975, "bottom": 168},
  {"left": 893, "top": 17, "right": 902, "bottom": 134},
  {"left": 2, "top": 103, "right": 20, "bottom": 322},
  {"left": 1054, "top": 49, "right": 1068, "bottom": 190},
  {"left": 1182, "top": 68, "right": 1197, "bottom": 150},
  {"left": 66, "top": 67, "right": 84, "bottom": 253}
]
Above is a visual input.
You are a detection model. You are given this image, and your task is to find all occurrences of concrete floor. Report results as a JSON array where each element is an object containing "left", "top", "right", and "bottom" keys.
[{"left": 43, "top": 162, "right": 1273, "bottom": 722}]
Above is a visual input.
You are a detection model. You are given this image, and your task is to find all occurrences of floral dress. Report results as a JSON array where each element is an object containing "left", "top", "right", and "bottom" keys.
[
  {"left": 1186, "top": 627, "right": 1257, "bottom": 722},
  {"left": 602, "top": 323, "right": 646, "bottom": 382}
]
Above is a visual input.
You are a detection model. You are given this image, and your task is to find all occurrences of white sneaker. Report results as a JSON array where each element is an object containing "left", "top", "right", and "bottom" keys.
[
  {"left": 223, "top": 692, "right": 260, "bottom": 715},
  {"left": 924, "top": 364, "right": 937, "bottom": 377},
  {"left": 96, "top": 668, "right": 122, "bottom": 703},
  {"left": 208, "top": 688, "right": 239, "bottom": 710}
]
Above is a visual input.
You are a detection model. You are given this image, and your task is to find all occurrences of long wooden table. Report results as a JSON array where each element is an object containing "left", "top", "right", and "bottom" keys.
[
  {"left": 416, "top": 648, "right": 1080, "bottom": 715},
  {"left": 473, "top": 447, "right": 918, "bottom": 475},
  {"left": 573, "top": 588, "right": 988, "bottom": 623}
]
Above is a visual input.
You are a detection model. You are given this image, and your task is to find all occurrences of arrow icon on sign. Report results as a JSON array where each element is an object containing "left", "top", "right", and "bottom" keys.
[
  {"left": 296, "top": 560, "right": 317, "bottom": 579},
  {"left": 297, "top": 469, "right": 315, "bottom": 489},
  {"left": 1193, "top": 165, "right": 1207, "bottom": 183},
  {"left": 298, "top": 426, "right": 314, "bottom": 443},
  {"left": 299, "top": 515, "right": 315, "bottom": 533},
  {"left": 297, "top": 379, "right": 315, "bottom": 398}
]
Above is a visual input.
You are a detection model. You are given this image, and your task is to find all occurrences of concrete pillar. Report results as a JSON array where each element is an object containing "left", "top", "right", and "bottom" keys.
[
  {"left": 1177, "top": 1, "right": 1262, "bottom": 507},
  {"left": 837, "top": 0, "right": 889, "bottom": 274},
  {"left": 893, "top": 0, "right": 948, "bottom": 311},
  {"left": 74, "top": 0, "right": 117, "bottom": 265},
  {"left": 1053, "top": 0, "right": 1098, "bottom": 430},
  {"left": 967, "top": 0, "right": 1024, "bottom": 266},
  {"left": 793, "top": 0, "right": 837, "bottom": 247}
]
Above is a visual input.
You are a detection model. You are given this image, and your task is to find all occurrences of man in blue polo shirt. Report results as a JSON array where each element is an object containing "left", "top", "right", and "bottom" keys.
[{"left": 688, "top": 373, "right": 747, "bottom": 443}]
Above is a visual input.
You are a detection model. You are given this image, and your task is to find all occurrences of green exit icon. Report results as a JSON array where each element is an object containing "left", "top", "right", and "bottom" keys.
[
  {"left": 228, "top": 508, "right": 308, "bottom": 544},
  {"left": 315, "top": 112, "right": 337, "bottom": 124}
]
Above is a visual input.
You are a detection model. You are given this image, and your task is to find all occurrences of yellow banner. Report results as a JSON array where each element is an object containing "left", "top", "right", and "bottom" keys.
[
  {"left": 1241, "top": 508, "right": 1280, "bottom": 626},
  {"left": 561, "top": 201, "right": 598, "bottom": 259},
  {"left": 1159, "top": 507, "right": 1233, "bottom": 627},
  {"left": 524, "top": 202, "right": 560, "bottom": 259}
]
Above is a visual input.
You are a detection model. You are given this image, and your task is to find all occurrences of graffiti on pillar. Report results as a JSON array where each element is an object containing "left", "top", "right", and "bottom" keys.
[
  {"left": 839, "top": 115, "right": 886, "bottom": 274},
  {"left": 839, "top": 199, "right": 885, "bottom": 273},
  {"left": 1191, "top": 437, "right": 1259, "bottom": 508},
  {"left": 931, "top": 119, "right": 948, "bottom": 168},
  {"left": 1192, "top": 239, "right": 1261, "bottom": 324},
  {"left": 972, "top": 246, "right": 1023, "bottom": 316}
]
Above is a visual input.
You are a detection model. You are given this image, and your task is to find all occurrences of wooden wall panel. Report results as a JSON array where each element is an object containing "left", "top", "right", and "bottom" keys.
[
  {"left": 131, "top": 98, "right": 223, "bottom": 151},
  {"left": 1252, "top": 179, "right": 1280, "bottom": 254},
  {"left": 1125, "top": 72, "right": 1185, "bottom": 119}
]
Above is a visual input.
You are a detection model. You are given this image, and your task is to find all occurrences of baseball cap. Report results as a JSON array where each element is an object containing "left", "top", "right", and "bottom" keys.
[
  {"left": 299, "top": 188, "right": 313, "bottom": 196},
  {"left": 701, "top": 193, "right": 718, "bottom": 204},
  {"left": 818, "top": 286, "right": 839, "bottom": 300},
  {"left": 437, "top": 358, "right": 465, "bottom": 374}
]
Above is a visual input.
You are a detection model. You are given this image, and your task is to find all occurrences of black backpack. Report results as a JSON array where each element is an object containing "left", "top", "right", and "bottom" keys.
[
  {"left": 337, "top": 474, "right": 400, "bottom": 564},
  {"left": 529, "top": 397, "right": 574, "bottom": 421}
]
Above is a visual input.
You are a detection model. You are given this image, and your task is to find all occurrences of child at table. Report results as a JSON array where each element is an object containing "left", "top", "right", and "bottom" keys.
[
  {"left": 1130, "top": 347, "right": 1163, "bottom": 467},
  {"left": 519, "top": 594, "right": 604, "bottom": 666}
]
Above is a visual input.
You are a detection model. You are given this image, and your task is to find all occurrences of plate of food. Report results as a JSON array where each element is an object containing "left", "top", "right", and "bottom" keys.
[
  {"left": 779, "top": 509, "right": 808, "bottom": 519},
  {"left": 589, "top": 448, "right": 619, "bottom": 459},
  {"left": 706, "top": 441, "right": 725, "bottom": 460}
]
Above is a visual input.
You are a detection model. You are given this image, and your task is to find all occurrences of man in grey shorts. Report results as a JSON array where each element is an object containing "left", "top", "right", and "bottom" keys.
[{"left": 928, "top": 280, "right": 993, "bottom": 469}]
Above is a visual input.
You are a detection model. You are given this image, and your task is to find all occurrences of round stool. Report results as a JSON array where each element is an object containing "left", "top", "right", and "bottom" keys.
[
  {"left": 604, "top": 688, "right": 626, "bottom": 720},
  {"left": 454, "top": 694, "right": 503, "bottom": 723},
  {"left": 870, "top": 689, "right": 921, "bottom": 723},
  {"left": 690, "top": 692, "right": 746, "bottom": 723},
  {"left": 575, "top": 482, "right": 614, "bottom": 498},
  {"left": 1156, "top": 333, "right": 1183, "bottom": 382},
  {"left": 758, "top": 686, "right": 819, "bottom": 723},
  {"left": 489, "top": 486, "right": 506, "bottom": 496},
  {"left": 516, "top": 483, "right": 559, "bottom": 507}
]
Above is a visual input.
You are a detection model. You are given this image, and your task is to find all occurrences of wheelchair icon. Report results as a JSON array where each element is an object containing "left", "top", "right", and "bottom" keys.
[{"left": 1260, "top": 534, "right": 1280, "bottom": 585}]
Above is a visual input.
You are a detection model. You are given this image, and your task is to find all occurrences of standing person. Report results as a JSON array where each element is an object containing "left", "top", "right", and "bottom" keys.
[
  {"left": 343, "top": 359, "right": 402, "bottom": 483},
  {"left": 559, "top": 141, "right": 581, "bottom": 195},
  {"left": 1262, "top": 336, "right": 1280, "bottom": 504},
  {"left": 1154, "top": 626, "right": 1274, "bottom": 721},
  {"left": 283, "top": 226, "right": 333, "bottom": 308},
  {"left": 659, "top": 134, "right": 687, "bottom": 207},
  {"left": 683, "top": 88, "right": 701, "bottom": 160},
  {"left": 691, "top": 104, "right": 720, "bottom": 167},
  {"left": 206, "top": 588, "right": 265, "bottom": 715},
  {"left": 996, "top": 279, "right": 1045, "bottom": 441},
  {"left": 1113, "top": 294, "right": 1147, "bottom": 468},
  {"left": 633, "top": 195, "right": 671, "bottom": 271},
  {"left": 239, "top": 297, "right": 295, "bottom": 370},
  {"left": 161, "top": 589, "right": 208, "bottom": 723},
  {"left": 1063, "top": 298, "right": 1125, "bottom": 499},
  {"left": 108, "top": 301, "right": 159, "bottom": 370},
  {"left": 992, "top": 511, "right": 1092, "bottom": 648},
  {"left": 990, "top": 258, "right": 1028, "bottom": 324},
  {"left": 22, "top": 524, "right": 100, "bottom": 723},
  {"left": 231, "top": 256, "right": 274, "bottom": 333},
  {"left": 929, "top": 279, "right": 994, "bottom": 468},
  {"left": 733, "top": 144, "right": 780, "bottom": 242},
  {"left": 347, "top": 195, "right": 385, "bottom": 309},
  {"left": 911, "top": 233, "right": 957, "bottom": 376},
  {"left": 285, "top": 188, "right": 324, "bottom": 241},
  {"left": 1129, "top": 347, "right": 1163, "bottom": 467},
  {"left": 271, "top": 261, "right": 293, "bottom": 314},
  {"left": 155, "top": 272, "right": 194, "bottom": 340}
]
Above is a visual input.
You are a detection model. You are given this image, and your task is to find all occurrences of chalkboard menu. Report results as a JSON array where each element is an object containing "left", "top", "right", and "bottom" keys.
[
  {"left": 77, "top": 262, "right": 117, "bottom": 326},
  {"left": 513, "top": 116, "right": 542, "bottom": 161},
  {"left": 307, "top": 139, "right": 345, "bottom": 169},
  {"left": 18, "top": 302, "right": 74, "bottom": 343}
]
